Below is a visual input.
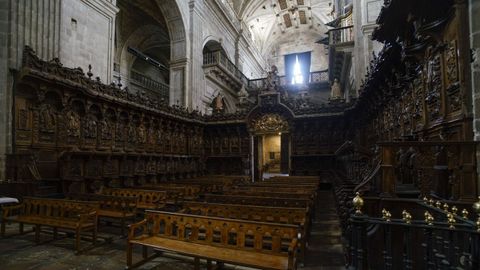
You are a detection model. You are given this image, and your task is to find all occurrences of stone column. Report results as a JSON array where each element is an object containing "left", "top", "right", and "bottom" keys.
[
  {"left": 0, "top": 0, "right": 10, "bottom": 181},
  {"left": 469, "top": 0, "right": 480, "bottom": 192}
]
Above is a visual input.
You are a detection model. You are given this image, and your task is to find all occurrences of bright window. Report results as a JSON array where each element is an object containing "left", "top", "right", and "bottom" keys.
[{"left": 292, "top": 55, "right": 304, "bottom": 84}]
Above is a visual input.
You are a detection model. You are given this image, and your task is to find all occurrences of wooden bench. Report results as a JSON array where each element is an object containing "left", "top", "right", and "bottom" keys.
[
  {"left": 66, "top": 193, "right": 137, "bottom": 235},
  {"left": 140, "top": 184, "right": 201, "bottom": 200},
  {"left": 231, "top": 186, "right": 317, "bottom": 195},
  {"left": 268, "top": 176, "right": 321, "bottom": 184},
  {"left": 1, "top": 197, "right": 99, "bottom": 253},
  {"left": 127, "top": 210, "right": 299, "bottom": 270},
  {"left": 250, "top": 182, "right": 319, "bottom": 189},
  {"left": 99, "top": 187, "right": 167, "bottom": 211},
  {"left": 202, "top": 194, "right": 311, "bottom": 209},
  {"left": 225, "top": 190, "right": 315, "bottom": 201},
  {"left": 180, "top": 201, "right": 310, "bottom": 263}
]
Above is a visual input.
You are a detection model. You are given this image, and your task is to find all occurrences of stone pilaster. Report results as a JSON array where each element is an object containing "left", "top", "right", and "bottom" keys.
[
  {"left": 469, "top": 0, "right": 480, "bottom": 192},
  {"left": 188, "top": 0, "right": 205, "bottom": 110}
]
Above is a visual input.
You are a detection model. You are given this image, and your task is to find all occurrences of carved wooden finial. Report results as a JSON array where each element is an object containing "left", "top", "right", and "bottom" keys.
[
  {"left": 117, "top": 76, "right": 122, "bottom": 88},
  {"left": 424, "top": 211, "right": 434, "bottom": 225},
  {"left": 352, "top": 192, "right": 364, "bottom": 215},
  {"left": 474, "top": 197, "right": 480, "bottom": 231},
  {"left": 447, "top": 212, "right": 455, "bottom": 229},
  {"left": 87, "top": 64, "right": 93, "bottom": 79},
  {"left": 402, "top": 210, "right": 412, "bottom": 224},
  {"left": 381, "top": 208, "right": 392, "bottom": 222}
]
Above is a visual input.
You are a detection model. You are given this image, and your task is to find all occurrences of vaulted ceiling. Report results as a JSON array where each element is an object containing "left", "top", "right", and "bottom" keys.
[{"left": 232, "top": 0, "right": 334, "bottom": 53}]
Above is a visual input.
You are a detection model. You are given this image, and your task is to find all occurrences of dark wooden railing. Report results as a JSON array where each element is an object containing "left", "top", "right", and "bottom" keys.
[
  {"left": 349, "top": 193, "right": 480, "bottom": 270},
  {"left": 378, "top": 141, "right": 478, "bottom": 202}
]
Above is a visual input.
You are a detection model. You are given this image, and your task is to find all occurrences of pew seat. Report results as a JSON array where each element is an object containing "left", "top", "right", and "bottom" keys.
[
  {"left": 127, "top": 210, "right": 299, "bottom": 270},
  {"left": 1, "top": 197, "right": 99, "bottom": 253}
]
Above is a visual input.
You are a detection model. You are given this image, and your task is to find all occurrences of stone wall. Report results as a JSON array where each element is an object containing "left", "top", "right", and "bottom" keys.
[
  {"left": 0, "top": 0, "right": 10, "bottom": 180},
  {"left": 59, "top": 0, "right": 118, "bottom": 83},
  {"left": 352, "top": 0, "right": 383, "bottom": 91},
  {"left": 189, "top": 0, "right": 265, "bottom": 113},
  {"left": 265, "top": 29, "right": 329, "bottom": 77},
  {"left": 470, "top": 0, "right": 480, "bottom": 192}
]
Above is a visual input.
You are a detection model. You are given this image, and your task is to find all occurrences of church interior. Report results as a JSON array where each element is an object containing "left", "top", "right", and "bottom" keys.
[{"left": 0, "top": 0, "right": 479, "bottom": 269}]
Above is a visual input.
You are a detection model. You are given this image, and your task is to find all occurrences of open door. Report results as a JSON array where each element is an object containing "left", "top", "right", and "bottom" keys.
[
  {"left": 280, "top": 133, "right": 289, "bottom": 174},
  {"left": 253, "top": 135, "right": 262, "bottom": 182}
]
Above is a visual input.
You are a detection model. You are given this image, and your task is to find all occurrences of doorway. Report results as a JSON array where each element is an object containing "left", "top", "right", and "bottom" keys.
[{"left": 253, "top": 132, "right": 290, "bottom": 181}]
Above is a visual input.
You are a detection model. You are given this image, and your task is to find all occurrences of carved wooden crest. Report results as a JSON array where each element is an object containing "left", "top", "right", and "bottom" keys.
[{"left": 251, "top": 114, "right": 289, "bottom": 133}]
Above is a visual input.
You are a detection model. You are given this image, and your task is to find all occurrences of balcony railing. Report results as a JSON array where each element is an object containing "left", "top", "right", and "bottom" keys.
[
  {"left": 328, "top": 25, "right": 354, "bottom": 46},
  {"left": 247, "top": 69, "right": 329, "bottom": 91},
  {"left": 130, "top": 70, "right": 169, "bottom": 100},
  {"left": 203, "top": 51, "right": 249, "bottom": 86}
]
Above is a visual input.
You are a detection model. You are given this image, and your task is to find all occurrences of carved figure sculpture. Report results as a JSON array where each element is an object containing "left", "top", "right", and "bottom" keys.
[
  {"left": 39, "top": 104, "right": 56, "bottom": 132},
  {"left": 210, "top": 93, "right": 226, "bottom": 113},
  {"left": 266, "top": 65, "right": 279, "bottom": 91},
  {"left": 66, "top": 110, "right": 81, "bottom": 137},
  {"left": 330, "top": 78, "right": 342, "bottom": 99}
]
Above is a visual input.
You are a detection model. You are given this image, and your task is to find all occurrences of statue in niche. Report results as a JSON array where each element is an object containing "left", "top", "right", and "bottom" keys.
[
  {"left": 18, "top": 109, "right": 29, "bottom": 130},
  {"left": 84, "top": 114, "right": 97, "bottom": 139},
  {"left": 210, "top": 93, "right": 226, "bottom": 113},
  {"left": 330, "top": 78, "right": 343, "bottom": 99},
  {"left": 116, "top": 122, "right": 125, "bottom": 142},
  {"left": 156, "top": 128, "right": 163, "bottom": 145},
  {"left": 99, "top": 119, "right": 112, "bottom": 140},
  {"left": 39, "top": 104, "right": 56, "bottom": 133},
  {"left": 66, "top": 110, "right": 81, "bottom": 137},
  {"left": 127, "top": 122, "right": 136, "bottom": 144},
  {"left": 266, "top": 65, "right": 279, "bottom": 92},
  {"left": 137, "top": 123, "right": 146, "bottom": 144},
  {"left": 148, "top": 125, "right": 156, "bottom": 145}
]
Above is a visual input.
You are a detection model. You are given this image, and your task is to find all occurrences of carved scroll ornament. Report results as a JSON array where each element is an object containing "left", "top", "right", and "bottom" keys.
[{"left": 251, "top": 114, "right": 289, "bottom": 133}]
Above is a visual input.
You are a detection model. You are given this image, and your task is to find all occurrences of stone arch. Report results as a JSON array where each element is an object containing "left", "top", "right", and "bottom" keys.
[
  {"left": 118, "top": 24, "right": 170, "bottom": 82},
  {"left": 156, "top": 0, "right": 187, "bottom": 61},
  {"left": 155, "top": 0, "right": 188, "bottom": 106},
  {"left": 202, "top": 36, "right": 235, "bottom": 61}
]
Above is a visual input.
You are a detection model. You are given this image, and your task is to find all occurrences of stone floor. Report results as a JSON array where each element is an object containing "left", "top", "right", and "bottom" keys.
[{"left": 0, "top": 189, "right": 346, "bottom": 270}]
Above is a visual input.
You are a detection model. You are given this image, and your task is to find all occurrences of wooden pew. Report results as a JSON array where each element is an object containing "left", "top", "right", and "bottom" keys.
[
  {"left": 249, "top": 182, "right": 319, "bottom": 189},
  {"left": 1, "top": 197, "right": 98, "bottom": 253},
  {"left": 99, "top": 188, "right": 167, "bottom": 211},
  {"left": 267, "top": 176, "right": 321, "bottom": 184},
  {"left": 66, "top": 193, "right": 137, "bottom": 235},
  {"left": 140, "top": 184, "right": 201, "bottom": 200},
  {"left": 180, "top": 201, "right": 310, "bottom": 263},
  {"left": 225, "top": 190, "right": 314, "bottom": 201},
  {"left": 127, "top": 210, "right": 299, "bottom": 270},
  {"left": 230, "top": 186, "right": 316, "bottom": 195},
  {"left": 202, "top": 194, "right": 310, "bottom": 209}
]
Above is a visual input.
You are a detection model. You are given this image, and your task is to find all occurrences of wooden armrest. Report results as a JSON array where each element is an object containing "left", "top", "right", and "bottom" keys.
[
  {"left": 288, "top": 238, "right": 299, "bottom": 254},
  {"left": 128, "top": 219, "right": 148, "bottom": 240},
  {"left": 2, "top": 204, "right": 23, "bottom": 218},
  {"left": 78, "top": 211, "right": 97, "bottom": 223}
]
